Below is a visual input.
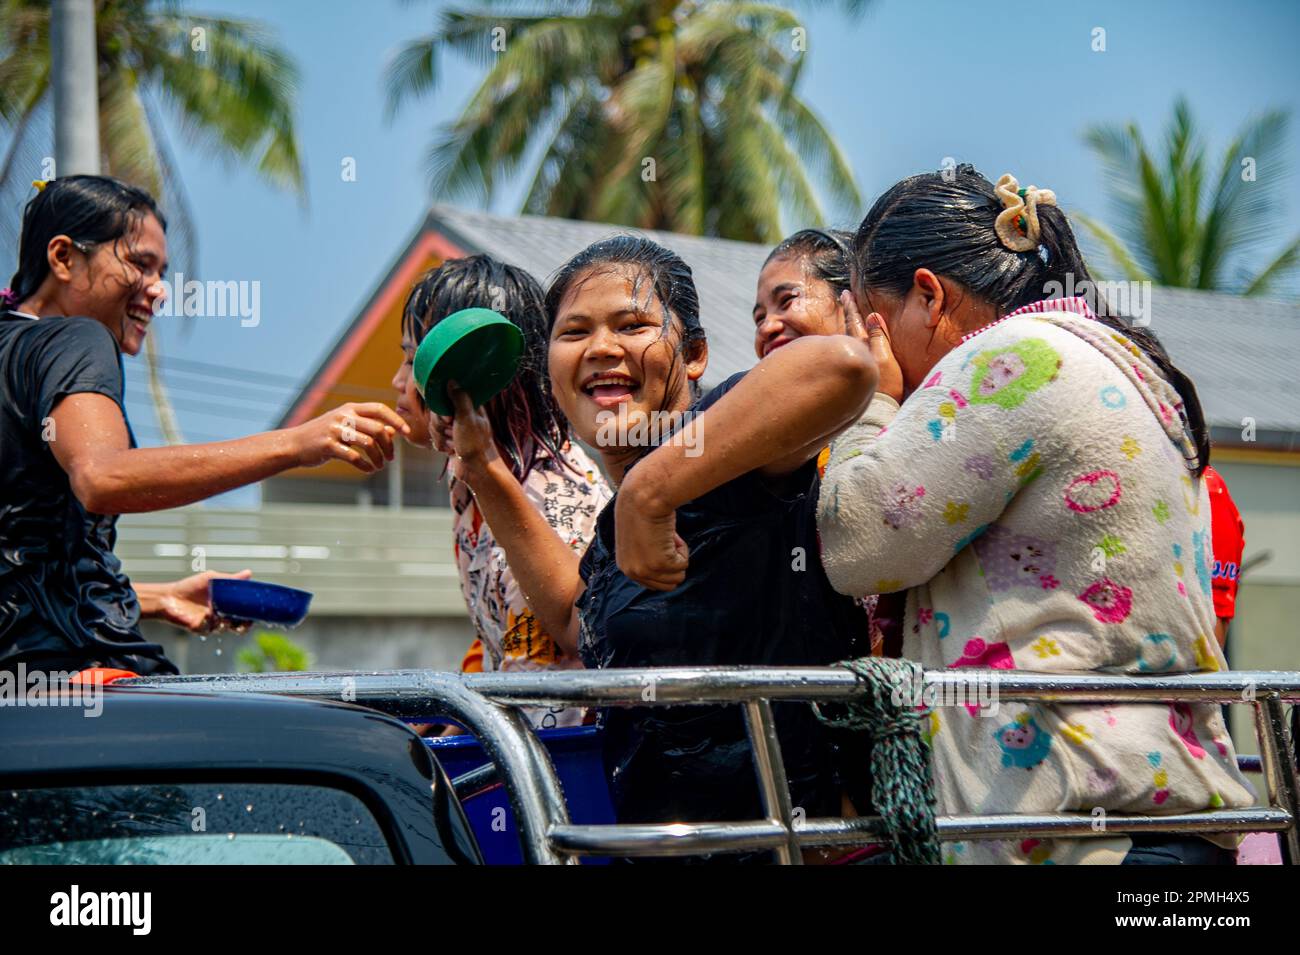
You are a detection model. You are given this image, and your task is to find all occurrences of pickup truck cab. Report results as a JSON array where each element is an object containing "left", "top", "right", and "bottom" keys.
[{"left": 0, "top": 687, "right": 481, "bottom": 865}]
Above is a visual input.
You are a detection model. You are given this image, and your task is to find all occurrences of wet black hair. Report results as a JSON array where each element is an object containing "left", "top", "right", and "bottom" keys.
[
  {"left": 4, "top": 175, "right": 167, "bottom": 313},
  {"left": 764, "top": 228, "right": 854, "bottom": 298},
  {"left": 851, "top": 163, "right": 1210, "bottom": 475},
  {"left": 543, "top": 235, "right": 707, "bottom": 407},
  {"left": 401, "top": 254, "right": 569, "bottom": 482}
]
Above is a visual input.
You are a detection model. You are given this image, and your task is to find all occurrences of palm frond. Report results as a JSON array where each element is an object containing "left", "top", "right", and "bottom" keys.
[
  {"left": 147, "top": 12, "right": 305, "bottom": 196},
  {"left": 1072, "top": 211, "right": 1150, "bottom": 284},
  {"left": 1242, "top": 234, "right": 1300, "bottom": 297}
]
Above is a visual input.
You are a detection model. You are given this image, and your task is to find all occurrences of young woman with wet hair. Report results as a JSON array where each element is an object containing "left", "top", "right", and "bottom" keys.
[
  {"left": 752, "top": 228, "right": 854, "bottom": 360},
  {"left": 437, "top": 235, "right": 879, "bottom": 858},
  {"left": 394, "top": 254, "right": 610, "bottom": 729},
  {"left": 1, "top": 176, "right": 409, "bottom": 675},
  {"left": 635, "top": 164, "right": 1253, "bottom": 864},
  {"left": 750, "top": 228, "right": 896, "bottom": 657}
]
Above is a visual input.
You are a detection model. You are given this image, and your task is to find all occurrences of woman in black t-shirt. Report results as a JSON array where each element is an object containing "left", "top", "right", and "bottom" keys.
[
  {"left": 1, "top": 176, "right": 411, "bottom": 675},
  {"left": 432, "top": 236, "right": 881, "bottom": 856}
]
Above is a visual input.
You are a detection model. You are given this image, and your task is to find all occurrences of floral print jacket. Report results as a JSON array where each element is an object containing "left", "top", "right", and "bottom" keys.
[{"left": 817, "top": 298, "right": 1254, "bottom": 864}]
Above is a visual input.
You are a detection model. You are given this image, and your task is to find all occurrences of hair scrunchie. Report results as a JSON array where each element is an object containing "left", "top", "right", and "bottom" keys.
[{"left": 994, "top": 173, "right": 1056, "bottom": 252}]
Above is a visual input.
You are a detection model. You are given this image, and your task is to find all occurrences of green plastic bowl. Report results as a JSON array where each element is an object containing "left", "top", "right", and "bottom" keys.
[{"left": 413, "top": 307, "right": 524, "bottom": 416}]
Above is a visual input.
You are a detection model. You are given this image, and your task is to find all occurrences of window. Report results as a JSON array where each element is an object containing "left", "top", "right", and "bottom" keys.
[{"left": 0, "top": 783, "right": 394, "bottom": 864}]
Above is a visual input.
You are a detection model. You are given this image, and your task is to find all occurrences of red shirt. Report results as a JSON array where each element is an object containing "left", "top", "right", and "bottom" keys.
[{"left": 1205, "top": 466, "right": 1245, "bottom": 620}]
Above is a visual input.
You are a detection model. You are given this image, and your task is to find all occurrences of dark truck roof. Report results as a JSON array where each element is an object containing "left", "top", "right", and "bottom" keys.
[{"left": 0, "top": 687, "right": 481, "bottom": 865}]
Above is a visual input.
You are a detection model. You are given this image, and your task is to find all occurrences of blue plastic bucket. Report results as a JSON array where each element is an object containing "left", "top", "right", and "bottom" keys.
[{"left": 428, "top": 724, "right": 615, "bottom": 865}]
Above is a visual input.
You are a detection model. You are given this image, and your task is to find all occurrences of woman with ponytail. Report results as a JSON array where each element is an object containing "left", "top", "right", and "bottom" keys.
[
  {"left": 625, "top": 165, "right": 1253, "bottom": 864},
  {"left": 1, "top": 176, "right": 409, "bottom": 675}
]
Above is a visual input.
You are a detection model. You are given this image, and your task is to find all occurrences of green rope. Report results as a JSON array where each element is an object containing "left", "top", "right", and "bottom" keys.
[{"left": 813, "top": 657, "right": 940, "bottom": 865}]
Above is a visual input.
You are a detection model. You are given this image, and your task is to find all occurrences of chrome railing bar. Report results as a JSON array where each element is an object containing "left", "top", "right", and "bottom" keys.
[
  {"left": 468, "top": 668, "right": 1300, "bottom": 705},
  {"left": 547, "top": 821, "right": 791, "bottom": 857},
  {"left": 120, "top": 667, "right": 1300, "bottom": 708},
  {"left": 742, "top": 699, "right": 801, "bottom": 865},
  {"left": 1255, "top": 694, "right": 1300, "bottom": 864},
  {"left": 548, "top": 809, "right": 1294, "bottom": 857}
]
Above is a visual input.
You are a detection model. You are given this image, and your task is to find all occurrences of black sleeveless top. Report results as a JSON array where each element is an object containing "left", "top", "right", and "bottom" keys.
[{"left": 577, "top": 373, "right": 870, "bottom": 845}]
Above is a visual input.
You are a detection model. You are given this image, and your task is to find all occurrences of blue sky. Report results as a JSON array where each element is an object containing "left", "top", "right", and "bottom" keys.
[{"left": 133, "top": 0, "right": 1300, "bottom": 501}]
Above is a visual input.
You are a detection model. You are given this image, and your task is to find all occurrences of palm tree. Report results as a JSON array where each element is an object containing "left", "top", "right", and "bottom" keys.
[
  {"left": 0, "top": 0, "right": 305, "bottom": 443},
  {"left": 1076, "top": 97, "right": 1300, "bottom": 298},
  {"left": 385, "top": 0, "right": 863, "bottom": 243}
]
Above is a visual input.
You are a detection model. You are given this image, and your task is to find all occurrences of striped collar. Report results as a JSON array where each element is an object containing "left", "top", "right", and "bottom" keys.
[{"left": 961, "top": 296, "right": 1098, "bottom": 343}]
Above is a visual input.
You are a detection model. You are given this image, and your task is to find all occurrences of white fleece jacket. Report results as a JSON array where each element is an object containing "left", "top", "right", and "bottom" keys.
[{"left": 817, "top": 304, "right": 1255, "bottom": 865}]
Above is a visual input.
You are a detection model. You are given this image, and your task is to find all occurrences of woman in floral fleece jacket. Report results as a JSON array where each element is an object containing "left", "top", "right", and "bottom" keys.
[{"left": 816, "top": 166, "right": 1253, "bottom": 865}]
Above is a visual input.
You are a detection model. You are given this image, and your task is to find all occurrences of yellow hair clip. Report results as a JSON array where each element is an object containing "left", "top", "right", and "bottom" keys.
[{"left": 32, "top": 179, "right": 48, "bottom": 192}]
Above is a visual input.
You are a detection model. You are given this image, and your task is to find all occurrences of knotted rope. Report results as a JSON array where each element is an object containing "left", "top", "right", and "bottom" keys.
[{"left": 813, "top": 657, "right": 940, "bottom": 864}]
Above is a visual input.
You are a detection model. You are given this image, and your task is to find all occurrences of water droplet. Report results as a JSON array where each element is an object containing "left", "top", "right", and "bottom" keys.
[
  {"left": 245, "top": 804, "right": 253, "bottom": 813},
  {"left": 216, "top": 793, "right": 224, "bottom": 801},
  {"left": 227, "top": 833, "right": 235, "bottom": 841}
]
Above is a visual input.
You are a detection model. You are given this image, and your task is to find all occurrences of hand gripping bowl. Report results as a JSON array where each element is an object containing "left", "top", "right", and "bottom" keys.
[
  {"left": 209, "top": 579, "right": 313, "bottom": 627},
  {"left": 413, "top": 307, "right": 524, "bottom": 416}
]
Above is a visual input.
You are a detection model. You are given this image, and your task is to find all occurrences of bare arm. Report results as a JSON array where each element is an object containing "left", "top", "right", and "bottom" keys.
[
  {"left": 438, "top": 388, "right": 585, "bottom": 655},
  {"left": 49, "top": 393, "right": 410, "bottom": 514},
  {"left": 616, "top": 334, "right": 878, "bottom": 590}
]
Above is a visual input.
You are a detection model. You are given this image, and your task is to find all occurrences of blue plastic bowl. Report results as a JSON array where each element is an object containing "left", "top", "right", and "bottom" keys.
[
  {"left": 429, "top": 725, "right": 615, "bottom": 865},
  {"left": 209, "top": 579, "right": 313, "bottom": 627}
]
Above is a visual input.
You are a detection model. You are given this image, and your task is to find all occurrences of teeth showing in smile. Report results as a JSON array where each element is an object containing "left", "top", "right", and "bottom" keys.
[{"left": 584, "top": 374, "right": 635, "bottom": 394}]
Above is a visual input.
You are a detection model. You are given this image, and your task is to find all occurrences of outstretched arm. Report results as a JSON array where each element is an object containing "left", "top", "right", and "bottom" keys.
[
  {"left": 616, "top": 331, "right": 880, "bottom": 591},
  {"left": 49, "top": 393, "right": 410, "bottom": 514}
]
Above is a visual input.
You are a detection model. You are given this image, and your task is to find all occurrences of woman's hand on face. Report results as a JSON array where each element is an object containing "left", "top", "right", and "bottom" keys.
[
  {"left": 614, "top": 481, "right": 690, "bottom": 592},
  {"left": 158, "top": 569, "right": 253, "bottom": 634},
  {"left": 447, "top": 384, "right": 500, "bottom": 479},
  {"left": 292, "top": 402, "right": 410, "bottom": 473},
  {"left": 841, "top": 290, "right": 904, "bottom": 403}
]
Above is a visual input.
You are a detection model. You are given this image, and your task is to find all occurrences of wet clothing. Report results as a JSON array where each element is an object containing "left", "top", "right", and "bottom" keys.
[
  {"left": 577, "top": 373, "right": 871, "bottom": 844},
  {"left": 0, "top": 311, "right": 174, "bottom": 675},
  {"left": 449, "top": 440, "right": 611, "bottom": 728}
]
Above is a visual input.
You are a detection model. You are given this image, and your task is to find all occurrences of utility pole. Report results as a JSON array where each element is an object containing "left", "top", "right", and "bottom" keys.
[{"left": 50, "top": 0, "right": 101, "bottom": 176}]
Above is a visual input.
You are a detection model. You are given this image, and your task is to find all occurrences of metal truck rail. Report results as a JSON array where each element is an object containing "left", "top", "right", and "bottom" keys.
[{"left": 120, "top": 667, "right": 1300, "bottom": 865}]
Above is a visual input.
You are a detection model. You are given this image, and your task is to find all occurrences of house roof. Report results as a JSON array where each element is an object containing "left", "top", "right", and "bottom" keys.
[{"left": 281, "top": 203, "right": 1300, "bottom": 452}]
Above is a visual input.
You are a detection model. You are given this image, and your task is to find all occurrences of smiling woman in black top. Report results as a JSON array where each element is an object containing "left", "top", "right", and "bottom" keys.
[
  {"left": 0, "top": 176, "right": 411, "bottom": 675},
  {"left": 432, "top": 236, "right": 881, "bottom": 860}
]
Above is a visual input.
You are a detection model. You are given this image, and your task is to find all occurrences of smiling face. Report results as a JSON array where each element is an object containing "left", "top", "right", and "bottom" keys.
[
  {"left": 752, "top": 254, "right": 845, "bottom": 359},
  {"left": 57, "top": 212, "right": 169, "bottom": 357},
  {"left": 547, "top": 263, "right": 707, "bottom": 466},
  {"left": 392, "top": 329, "right": 432, "bottom": 448}
]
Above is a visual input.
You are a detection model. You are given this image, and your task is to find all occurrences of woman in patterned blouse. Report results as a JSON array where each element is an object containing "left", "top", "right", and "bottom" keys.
[{"left": 392, "top": 255, "right": 611, "bottom": 729}]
